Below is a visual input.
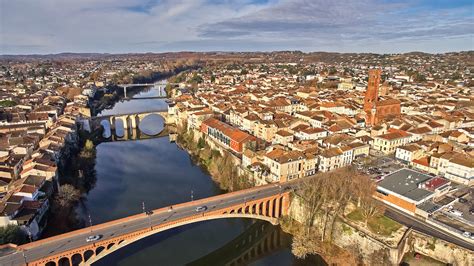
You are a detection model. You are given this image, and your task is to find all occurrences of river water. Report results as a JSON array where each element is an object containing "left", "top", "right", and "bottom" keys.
[{"left": 78, "top": 84, "right": 325, "bottom": 266}]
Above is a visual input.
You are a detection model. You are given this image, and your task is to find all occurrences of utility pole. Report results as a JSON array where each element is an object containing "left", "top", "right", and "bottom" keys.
[
  {"left": 142, "top": 201, "right": 146, "bottom": 213},
  {"left": 191, "top": 190, "right": 194, "bottom": 201}
]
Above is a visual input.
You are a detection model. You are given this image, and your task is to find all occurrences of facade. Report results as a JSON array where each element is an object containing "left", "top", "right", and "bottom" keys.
[
  {"left": 318, "top": 147, "right": 343, "bottom": 172},
  {"left": 395, "top": 144, "right": 423, "bottom": 163},
  {"left": 373, "top": 131, "right": 412, "bottom": 154},
  {"left": 264, "top": 149, "right": 305, "bottom": 182},
  {"left": 364, "top": 69, "right": 401, "bottom": 126},
  {"left": 201, "top": 118, "right": 257, "bottom": 154}
]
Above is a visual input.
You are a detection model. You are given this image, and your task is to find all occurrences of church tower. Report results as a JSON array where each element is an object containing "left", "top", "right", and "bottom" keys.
[{"left": 364, "top": 69, "right": 381, "bottom": 125}]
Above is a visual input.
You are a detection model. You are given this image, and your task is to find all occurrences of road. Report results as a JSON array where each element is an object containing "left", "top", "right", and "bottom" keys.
[
  {"left": 0, "top": 184, "right": 286, "bottom": 266},
  {"left": 1, "top": 176, "right": 472, "bottom": 265},
  {"left": 384, "top": 204, "right": 474, "bottom": 251}
]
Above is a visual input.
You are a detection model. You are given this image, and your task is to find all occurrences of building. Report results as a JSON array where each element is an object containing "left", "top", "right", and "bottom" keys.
[
  {"left": 373, "top": 131, "right": 412, "bottom": 154},
  {"left": 395, "top": 144, "right": 423, "bottom": 163},
  {"left": 376, "top": 169, "right": 450, "bottom": 215},
  {"left": 318, "top": 147, "right": 343, "bottom": 172},
  {"left": 264, "top": 148, "right": 305, "bottom": 182},
  {"left": 364, "top": 69, "right": 401, "bottom": 126},
  {"left": 201, "top": 118, "right": 257, "bottom": 154}
]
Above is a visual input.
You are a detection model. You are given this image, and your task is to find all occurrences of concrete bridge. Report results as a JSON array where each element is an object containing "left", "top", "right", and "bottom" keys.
[
  {"left": 0, "top": 184, "right": 290, "bottom": 266},
  {"left": 117, "top": 81, "right": 177, "bottom": 98},
  {"left": 91, "top": 109, "right": 171, "bottom": 138}
]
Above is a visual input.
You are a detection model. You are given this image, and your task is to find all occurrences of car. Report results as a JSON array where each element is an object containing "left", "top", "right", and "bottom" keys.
[
  {"left": 462, "top": 231, "right": 471, "bottom": 238},
  {"left": 458, "top": 198, "right": 467, "bottom": 203},
  {"left": 195, "top": 206, "right": 207, "bottom": 212},
  {"left": 145, "top": 210, "right": 153, "bottom": 215},
  {"left": 86, "top": 235, "right": 102, "bottom": 242}
]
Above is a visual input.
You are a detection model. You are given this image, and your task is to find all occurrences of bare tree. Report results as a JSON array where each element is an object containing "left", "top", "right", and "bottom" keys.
[
  {"left": 360, "top": 198, "right": 385, "bottom": 226},
  {"left": 55, "top": 184, "right": 81, "bottom": 208}
]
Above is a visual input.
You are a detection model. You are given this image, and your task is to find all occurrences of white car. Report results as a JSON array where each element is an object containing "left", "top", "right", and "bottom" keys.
[
  {"left": 195, "top": 206, "right": 207, "bottom": 212},
  {"left": 86, "top": 235, "right": 102, "bottom": 242}
]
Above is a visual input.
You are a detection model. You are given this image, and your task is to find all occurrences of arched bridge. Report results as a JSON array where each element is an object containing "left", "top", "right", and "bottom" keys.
[
  {"left": 91, "top": 109, "right": 173, "bottom": 138},
  {"left": 117, "top": 81, "right": 177, "bottom": 98},
  {"left": 0, "top": 184, "right": 290, "bottom": 266}
]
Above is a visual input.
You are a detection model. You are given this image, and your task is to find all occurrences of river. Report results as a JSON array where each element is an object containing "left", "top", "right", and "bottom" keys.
[{"left": 75, "top": 83, "right": 325, "bottom": 265}]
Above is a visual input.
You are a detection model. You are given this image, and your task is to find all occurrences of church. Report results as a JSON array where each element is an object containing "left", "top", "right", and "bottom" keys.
[{"left": 363, "top": 69, "right": 401, "bottom": 126}]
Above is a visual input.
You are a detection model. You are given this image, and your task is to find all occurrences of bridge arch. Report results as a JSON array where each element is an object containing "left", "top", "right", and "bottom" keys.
[
  {"left": 87, "top": 213, "right": 280, "bottom": 265},
  {"left": 94, "top": 110, "right": 168, "bottom": 139},
  {"left": 21, "top": 191, "right": 289, "bottom": 266}
]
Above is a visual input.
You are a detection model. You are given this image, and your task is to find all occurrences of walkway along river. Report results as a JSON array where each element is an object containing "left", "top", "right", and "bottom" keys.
[{"left": 53, "top": 82, "right": 326, "bottom": 265}]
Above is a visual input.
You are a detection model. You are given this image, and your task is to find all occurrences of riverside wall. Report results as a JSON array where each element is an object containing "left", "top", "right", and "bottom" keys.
[{"left": 288, "top": 195, "right": 474, "bottom": 265}]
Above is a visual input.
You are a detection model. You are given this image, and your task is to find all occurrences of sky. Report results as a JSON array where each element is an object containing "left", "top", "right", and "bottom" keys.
[{"left": 0, "top": 0, "right": 473, "bottom": 54}]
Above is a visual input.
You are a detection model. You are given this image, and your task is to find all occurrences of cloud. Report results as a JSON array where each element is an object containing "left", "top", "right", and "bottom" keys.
[
  {"left": 200, "top": 0, "right": 473, "bottom": 44},
  {"left": 0, "top": 0, "right": 472, "bottom": 54}
]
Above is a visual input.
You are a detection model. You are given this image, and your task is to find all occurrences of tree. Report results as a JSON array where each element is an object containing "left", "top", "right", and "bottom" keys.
[
  {"left": 197, "top": 137, "right": 206, "bottom": 149},
  {"left": 0, "top": 100, "right": 17, "bottom": 107},
  {"left": 0, "top": 225, "right": 27, "bottom": 245},
  {"left": 55, "top": 184, "right": 81, "bottom": 208},
  {"left": 360, "top": 197, "right": 385, "bottom": 225}
]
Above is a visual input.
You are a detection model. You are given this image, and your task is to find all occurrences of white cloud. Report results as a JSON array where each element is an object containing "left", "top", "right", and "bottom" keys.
[{"left": 0, "top": 0, "right": 472, "bottom": 54}]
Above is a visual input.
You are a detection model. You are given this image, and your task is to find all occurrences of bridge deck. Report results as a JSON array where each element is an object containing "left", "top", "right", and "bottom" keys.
[
  {"left": 92, "top": 109, "right": 168, "bottom": 119},
  {"left": 0, "top": 184, "right": 289, "bottom": 266}
]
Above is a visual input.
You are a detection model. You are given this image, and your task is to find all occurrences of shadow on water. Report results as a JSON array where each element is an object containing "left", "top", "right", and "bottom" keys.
[{"left": 94, "top": 220, "right": 326, "bottom": 266}]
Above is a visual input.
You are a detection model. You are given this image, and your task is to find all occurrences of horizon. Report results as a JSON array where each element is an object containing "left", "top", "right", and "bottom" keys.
[
  {"left": 1, "top": 0, "right": 473, "bottom": 55},
  {"left": 1, "top": 49, "right": 473, "bottom": 57}
]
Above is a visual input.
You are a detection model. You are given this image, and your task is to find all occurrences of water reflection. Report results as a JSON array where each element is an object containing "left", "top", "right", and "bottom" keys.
[
  {"left": 139, "top": 114, "right": 165, "bottom": 136},
  {"left": 83, "top": 83, "right": 324, "bottom": 265}
]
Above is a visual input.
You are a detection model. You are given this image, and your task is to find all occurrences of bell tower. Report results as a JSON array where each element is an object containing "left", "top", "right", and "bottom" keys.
[{"left": 364, "top": 69, "right": 381, "bottom": 126}]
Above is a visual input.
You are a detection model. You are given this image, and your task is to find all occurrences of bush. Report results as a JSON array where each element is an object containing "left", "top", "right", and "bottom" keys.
[
  {"left": 0, "top": 100, "right": 17, "bottom": 107},
  {"left": 0, "top": 225, "right": 27, "bottom": 245}
]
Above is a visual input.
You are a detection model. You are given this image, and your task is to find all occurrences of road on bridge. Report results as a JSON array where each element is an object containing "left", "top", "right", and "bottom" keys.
[
  {"left": 0, "top": 184, "right": 287, "bottom": 265},
  {"left": 0, "top": 176, "right": 472, "bottom": 265}
]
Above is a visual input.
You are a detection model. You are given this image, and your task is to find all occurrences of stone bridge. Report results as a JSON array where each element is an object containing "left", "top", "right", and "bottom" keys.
[
  {"left": 91, "top": 109, "right": 173, "bottom": 138},
  {"left": 0, "top": 184, "right": 290, "bottom": 266}
]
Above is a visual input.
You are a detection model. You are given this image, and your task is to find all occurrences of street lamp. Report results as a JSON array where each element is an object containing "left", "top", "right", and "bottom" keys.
[
  {"left": 22, "top": 251, "right": 27, "bottom": 265},
  {"left": 88, "top": 214, "right": 93, "bottom": 232},
  {"left": 191, "top": 190, "right": 194, "bottom": 201},
  {"left": 142, "top": 201, "right": 146, "bottom": 213},
  {"left": 26, "top": 228, "right": 33, "bottom": 243}
]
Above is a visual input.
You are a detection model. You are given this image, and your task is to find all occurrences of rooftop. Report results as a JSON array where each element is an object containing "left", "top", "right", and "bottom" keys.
[{"left": 377, "top": 168, "right": 434, "bottom": 203}]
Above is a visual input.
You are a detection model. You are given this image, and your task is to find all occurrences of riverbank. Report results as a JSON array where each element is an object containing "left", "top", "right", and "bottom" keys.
[
  {"left": 43, "top": 69, "right": 189, "bottom": 237},
  {"left": 172, "top": 121, "right": 473, "bottom": 265},
  {"left": 175, "top": 123, "right": 252, "bottom": 192}
]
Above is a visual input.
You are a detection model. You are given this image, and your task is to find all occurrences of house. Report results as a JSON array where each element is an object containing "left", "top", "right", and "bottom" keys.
[
  {"left": 437, "top": 153, "right": 474, "bottom": 185},
  {"left": 318, "top": 147, "right": 343, "bottom": 172},
  {"left": 295, "top": 127, "right": 327, "bottom": 140},
  {"left": 187, "top": 110, "right": 213, "bottom": 130},
  {"left": 395, "top": 144, "right": 423, "bottom": 164},
  {"left": 373, "top": 131, "right": 412, "bottom": 154},
  {"left": 347, "top": 142, "right": 370, "bottom": 158},
  {"left": 274, "top": 130, "right": 294, "bottom": 146},
  {"left": 264, "top": 148, "right": 305, "bottom": 182}
]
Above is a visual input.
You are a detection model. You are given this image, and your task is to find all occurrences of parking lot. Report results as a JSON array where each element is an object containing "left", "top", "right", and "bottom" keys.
[{"left": 355, "top": 155, "right": 403, "bottom": 180}]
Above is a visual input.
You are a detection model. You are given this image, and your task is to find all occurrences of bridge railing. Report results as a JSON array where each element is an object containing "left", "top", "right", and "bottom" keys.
[{"left": 19, "top": 182, "right": 285, "bottom": 250}]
